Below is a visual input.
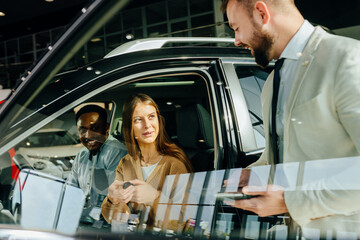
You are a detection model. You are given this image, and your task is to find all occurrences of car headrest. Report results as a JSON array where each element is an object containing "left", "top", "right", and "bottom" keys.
[
  {"left": 177, "top": 104, "right": 214, "bottom": 149},
  {"left": 113, "top": 118, "right": 124, "bottom": 142}
]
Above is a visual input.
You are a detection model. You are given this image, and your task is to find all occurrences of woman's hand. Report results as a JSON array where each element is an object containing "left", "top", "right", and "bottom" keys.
[
  {"left": 107, "top": 180, "right": 135, "bottom": 204},
  {"left": 129, "top": 179, "right": 160, "bottom": 204}
]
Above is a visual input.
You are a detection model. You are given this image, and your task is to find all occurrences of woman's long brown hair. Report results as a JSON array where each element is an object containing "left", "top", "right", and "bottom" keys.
[{"left": 122, "top": 93, "right": 192, "bottom": 171}]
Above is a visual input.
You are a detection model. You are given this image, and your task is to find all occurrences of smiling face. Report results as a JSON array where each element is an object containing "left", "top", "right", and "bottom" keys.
[
  {"left": 227, "top": 0, "right": 275, "bottom": 68},
  {"left": 77, "top": 112, "right": 108, "bottom": 152},
  {"left": 132, "top": 102, "right": 159, "bottom": 147}
]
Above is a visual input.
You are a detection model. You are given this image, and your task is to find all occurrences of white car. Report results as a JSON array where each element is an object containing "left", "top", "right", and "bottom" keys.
[{"left": 16, "top": 128, "right": 82, "bottom": 179}]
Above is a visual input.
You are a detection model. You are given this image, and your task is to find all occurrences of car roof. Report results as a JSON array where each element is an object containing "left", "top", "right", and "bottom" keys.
[
  {"left": 39, "top": 46, "right": 249, "bottom": 103},
  {"left": 36, "top": 128, "right": 67, "bottom": 133},
  {"left": 51, "top": 46, "right": 253, "bottom": 97},
  {"left": 84, "top": 46, "right": 253, "bottom": 75},
  {"left": 104, "top": 37, "right": 237, "bottom": 58},
  {"left": 1, "top": 44, "right": 254, "bottom": 141}
]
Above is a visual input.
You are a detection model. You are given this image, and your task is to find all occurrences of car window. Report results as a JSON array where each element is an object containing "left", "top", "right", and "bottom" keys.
[
  {"left": 19, "top": 130, "right": 77, "bottom": 148},
  {"left": 1, "top": 53, "right": 358, "bottom": 240},
  {"left": 235, "top": 65, "right": 269, "bottom": 150},
  {"left": 11, "top": 102, "right": 111, "bottom": 180},
  {"left": 0, "top": 68, "right": 220, "bottom": 235}
]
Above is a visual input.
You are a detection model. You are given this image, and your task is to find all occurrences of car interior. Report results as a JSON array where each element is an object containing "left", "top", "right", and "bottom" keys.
[
  {"left": 87, "top": 72, "right": 215, "bottom": 173},
  {"left": 0, "top": 63, "right": 270, "bottom": 236}
]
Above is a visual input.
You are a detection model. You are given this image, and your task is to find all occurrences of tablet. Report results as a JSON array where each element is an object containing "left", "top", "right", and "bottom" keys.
[{"left": 216, "top": 192, "right": 257, "bottom": 200}]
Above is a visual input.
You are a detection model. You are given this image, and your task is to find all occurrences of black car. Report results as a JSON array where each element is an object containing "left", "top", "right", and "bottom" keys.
[
  {"left": 0, "top": 2, "right": 271, "bottom": 238},
  {"left": 0, "top": 33, "right": 273, "bottom": 235}
]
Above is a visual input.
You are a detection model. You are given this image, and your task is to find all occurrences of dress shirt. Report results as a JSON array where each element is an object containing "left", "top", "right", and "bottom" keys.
[
  {"left": 276, "top": 20, "right": 315, "bottom": 162},
  {"left": 67, "top": 135, "right": 127, "bottom": 207}
]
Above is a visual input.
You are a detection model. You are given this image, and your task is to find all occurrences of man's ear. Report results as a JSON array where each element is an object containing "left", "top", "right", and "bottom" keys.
[{"left": 253, "top": 1, "right": 271, "bottom": 25}]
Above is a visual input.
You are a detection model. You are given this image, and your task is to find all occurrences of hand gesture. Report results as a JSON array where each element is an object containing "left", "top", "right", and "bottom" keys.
[
  {"left": 224, "top": 184, "right": 288, "bottom": 217},
  {"left": 129, "top": 179, "right": 160, "bottom": 204},
  {"left": 107, "top": 180, "right": 135, "bottom": 205}
]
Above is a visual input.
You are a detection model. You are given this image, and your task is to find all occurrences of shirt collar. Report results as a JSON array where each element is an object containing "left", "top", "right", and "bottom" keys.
[
  {"left": 88, "top": 135, "right": 111, "bottom": 157},
  {"left": 280, "top": 20, "right": 315, "bottom": 60},
  {"left": 99, "top": 135, "right": 112, "bottom": 151}
]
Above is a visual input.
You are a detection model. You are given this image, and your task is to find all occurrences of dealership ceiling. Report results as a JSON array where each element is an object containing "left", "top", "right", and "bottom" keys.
[{"left": 0, "top": 0, "right": 359, "bottom": 41}]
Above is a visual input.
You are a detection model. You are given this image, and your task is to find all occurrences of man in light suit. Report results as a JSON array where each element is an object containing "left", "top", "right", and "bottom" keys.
[{"left": 221, "top": 0, "right": 360, "bottom": 237}]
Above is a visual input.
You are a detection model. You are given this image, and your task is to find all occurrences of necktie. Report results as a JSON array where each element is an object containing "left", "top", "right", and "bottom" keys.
[{"left": 271, "top": 58, "right": 284, "bottom": 165}]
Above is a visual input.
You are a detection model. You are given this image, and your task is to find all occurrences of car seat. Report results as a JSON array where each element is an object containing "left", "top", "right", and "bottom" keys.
[
  {"left": 177, "top": 104, "right": 214, "bottom": 172},
  {"left": 112, "top": 118, "right": 125, "bottom": 142}
]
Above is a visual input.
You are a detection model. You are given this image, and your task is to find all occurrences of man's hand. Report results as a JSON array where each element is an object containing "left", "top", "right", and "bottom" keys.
[
  {"left": 223, "top": 168, "right": 264, "bottom": 193},
  {"left": 223, "top": 168, "right": 251, "bottom": 189},
  {"left": 130, "top": 179, "right": 159, "bottom": 204},
  {"left": 107, "top": 180, "right": 134, "bottom": 204},
  {"left": 225, "top": 184, "right": 288, "bottom": 217}
]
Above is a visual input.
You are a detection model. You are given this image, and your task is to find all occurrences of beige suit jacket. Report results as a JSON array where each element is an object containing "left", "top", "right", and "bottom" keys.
[{"left": 252, "top": 26, "right": 360, "bottom": 236}]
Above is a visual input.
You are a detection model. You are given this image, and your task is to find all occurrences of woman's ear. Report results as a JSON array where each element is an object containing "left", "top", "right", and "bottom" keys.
[{"left": 253, "top": 1, "right": 271, "bottom": 25}]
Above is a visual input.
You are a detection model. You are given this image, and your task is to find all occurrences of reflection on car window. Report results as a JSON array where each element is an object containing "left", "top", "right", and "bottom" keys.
[
  {"left": 2, "top": 70, "right": 217, "bottom": 235},
  {"left": 12, "top": 103, "right": 111, "bottom": 180},
  {"left": 20, "top": 130, "right": 77, "bottom": 148},
  {"left": 152, "top": 156, "right": 360, "bottom": 239},
  {"left": 235, "top": 65, "right": 269, "bottom": 149},
  {"left": 102, "top": 73, "right": 215, "bottom": 234},
  {"left": 12, "top": 169, "right": 84, "bottom": 235}
]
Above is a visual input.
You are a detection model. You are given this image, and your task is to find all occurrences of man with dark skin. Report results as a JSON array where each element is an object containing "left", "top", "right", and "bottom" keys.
[
  {"left": 221, "top": 0, "right": 360, "bottom": 237},
  {"left": 67, "top": 105, "right": 127, "bottom": 223}
]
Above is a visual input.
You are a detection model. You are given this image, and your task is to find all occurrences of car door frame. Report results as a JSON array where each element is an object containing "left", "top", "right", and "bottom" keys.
[{"left": 220, "top": 59, "right": 266, "bottom": 159}]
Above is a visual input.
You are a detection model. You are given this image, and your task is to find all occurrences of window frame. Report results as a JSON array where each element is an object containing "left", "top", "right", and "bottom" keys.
[
  {"left": 220, "top": 59, "right": 267, "bottom": 155},
  {"left": 0, "top": 66, "right": 222, "bottom": 166}
]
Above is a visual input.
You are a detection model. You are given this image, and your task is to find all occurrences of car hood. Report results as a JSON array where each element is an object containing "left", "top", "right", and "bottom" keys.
[{"left": 17, "top": 144, "right": 83, "bottom": 158}]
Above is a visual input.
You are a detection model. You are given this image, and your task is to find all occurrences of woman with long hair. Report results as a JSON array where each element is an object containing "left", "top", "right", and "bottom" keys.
[{"left": 101, "top": 93, "right": 192, "bottom": 227}]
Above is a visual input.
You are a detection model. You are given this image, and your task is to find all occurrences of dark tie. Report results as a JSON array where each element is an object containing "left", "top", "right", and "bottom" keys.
[{"left": 271, "top": 58, "right": 284, "bottom": 165}]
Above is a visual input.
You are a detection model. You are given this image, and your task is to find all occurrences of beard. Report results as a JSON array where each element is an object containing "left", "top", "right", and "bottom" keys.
[{"left": 251, "top": 27, "right": 274, "bottom": 68}]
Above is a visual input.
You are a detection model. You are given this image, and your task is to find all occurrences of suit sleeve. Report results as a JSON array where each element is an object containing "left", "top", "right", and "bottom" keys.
[{"left": 335, "top": 46, "right": 360, "bottom": 152}]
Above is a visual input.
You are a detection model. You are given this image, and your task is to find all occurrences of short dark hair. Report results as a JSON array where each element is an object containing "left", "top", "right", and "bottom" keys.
[
  {"left": 221, "top": 0, "right": 253, "bottom": 14},
  {"left": 75, "top": 104, "right": 108, "bottom": 123},
  {"left": 221, "top": 0, "right": 295, "bottom": 14}
]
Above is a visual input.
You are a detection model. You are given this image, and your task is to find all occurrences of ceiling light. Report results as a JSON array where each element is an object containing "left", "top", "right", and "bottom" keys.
[
  {"left": 90, "top": 38, "right": 102, "bottom": 42},
  {"left": 0, "top": 12, "right": 5, "bottom": 17},
  {"left": 45, "top": 0, "right": 54, "bottom": 2},
  {"left": 133, "top": 81, "right": 194, "bottom": 87},
  {"left": 126, "top": 33, "right": 134, "bottom": 40}
]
